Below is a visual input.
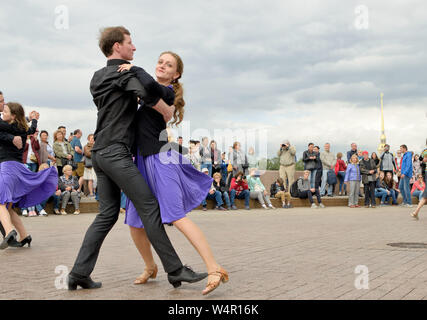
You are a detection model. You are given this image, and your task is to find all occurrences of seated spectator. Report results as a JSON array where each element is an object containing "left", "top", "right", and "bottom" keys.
[
  {"left": 335, "top": 152, "right": 347, "bottom": 195},
  {"left": 212, "top": 172, "right": 230, "bottom": 210},
  {"left": 53, "top": 130, "right": 74, "bottom": 177},
  {"left": 411, "top": 173, "right": 425, "bottom": 201},
  {"left": 384, "top": 171, "right": 399, "bottom": 205},
  {"left": 344, "top": 154, "right": 361, "bottom": 208},
  {"left": 298, "top": 170, "right": 324, "bottom": 209},
  {"left": 35, "top": 163, "right": 62, "bottom": 215},
  {"left": 229, "top": 171, "right": 250, "bottom": 210},
  {"left": 270, "top": 177, "right": 292, "bottom": 208},
  {"left": 201, "top": 168, "right": 225, "bottom": 211},
  {"left": 83, "top": 134, "right": 96, "bottom": 197},
  {"left": 375, "top": 171, "right": 391, "bottom": 206},
  {"left": 247, "top": 168, "right": 275, "bottom": 209},
  {"left": 58, "top": 165, "right": 81, "bottom": 215}
]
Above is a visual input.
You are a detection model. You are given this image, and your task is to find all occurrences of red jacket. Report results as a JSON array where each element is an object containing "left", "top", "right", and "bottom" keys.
[
  {"left": 335, "top": 159, "right": 347, "bottom": 175},
  {"left": 22, "top": 136, "right": 41, "bottom": 165},
  {"left": 229, "top": 178, "right": 249, "bottom": 196}
]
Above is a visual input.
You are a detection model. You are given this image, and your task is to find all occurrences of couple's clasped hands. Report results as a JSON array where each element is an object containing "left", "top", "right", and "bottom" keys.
[{"left": 117, "top": 64, "right": 175, "bottom": 123}]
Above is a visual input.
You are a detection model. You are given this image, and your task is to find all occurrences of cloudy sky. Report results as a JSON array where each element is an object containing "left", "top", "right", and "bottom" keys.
[{"left": 1, "top": 0, "right": 426, "bottom": 159}]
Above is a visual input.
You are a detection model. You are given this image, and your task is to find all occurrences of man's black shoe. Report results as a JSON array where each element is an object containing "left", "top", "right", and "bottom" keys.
[
  {"left": 168, "top": 266, "right": 208, "bottom": 288},
  {"left": 68, "top": 273, "right": 102, "bottom": 290}
]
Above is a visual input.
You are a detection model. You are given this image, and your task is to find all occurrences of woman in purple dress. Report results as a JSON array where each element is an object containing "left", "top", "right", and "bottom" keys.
[
  {"left": 118, "top": 52, "right": 228, "bottom": 295},
  {"left": 0, "top": 102, "right": 58, "bottom": 249}
]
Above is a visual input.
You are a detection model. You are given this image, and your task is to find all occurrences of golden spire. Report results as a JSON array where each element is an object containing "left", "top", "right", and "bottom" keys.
[{"left": 378, "top": 92, "right": 386, "bottom": 154}]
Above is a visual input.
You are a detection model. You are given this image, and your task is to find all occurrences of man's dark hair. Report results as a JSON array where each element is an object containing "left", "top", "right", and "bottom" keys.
[
  {"left": 98, "top": 26, "right": 130, "bottom": 57},
  {"left": 40, "top": 130, "right": 49, "bottom": 136},
  {"left": 400, "top": 144, "right": 408, "bottom": 151},
  {"left": 308, "top": 143, "right": 314, "bottom": 147},
  {"left": 58, "top": 126, "right": 66, "bottom": 130},
  {"left": 0, "top": 91, "right": 2, "bottom": 95},
  {"left": 314, "top": 146, "right": 320, "bottom": 150},
  {"left": 73, "top": 129, "right": 81, "bottom": 135}
]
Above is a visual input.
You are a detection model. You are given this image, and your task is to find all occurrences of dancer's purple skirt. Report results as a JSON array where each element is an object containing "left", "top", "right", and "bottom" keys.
[
  {"left": 125, "top": 149, "right": 213, "bottom": 228},
  {"left": 0, "top": 161, "right": 58, "bottom": 207}
]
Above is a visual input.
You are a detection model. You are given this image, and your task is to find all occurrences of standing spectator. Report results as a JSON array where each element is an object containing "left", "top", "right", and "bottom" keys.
[
  {"left": 320, "top": 143, "right": 336, "bottom": 197},
  {"left": 395, "top": 149, "right": 403, "bottom": 176},
  {"left": 229, "top": 171, "right": 250, "bottom": 210},
  {"left": 70, "top": 129, "right": 84, "bottom": 193},
  {"left": 201, "top": 168, "right": 225, "bottom": 211},
  {"left": 58, "top": 165, "right": 81, "bottom": 215},
  {"left": 346, "top": 143, "right": 358, "bottom": 163},
  {"left": 412, "top": 154, "right": 422, "bottom": 180},
  {"left": 335, "top": 152, "right": 347, "bottom": 195},
  {"left": 399, "top": 144, "right": 413, "bottom": 207},
  {"left": 187, "top": 140, "right": 201, "bottom": 171},
  {"left": 302, "top": 143, "right": 318, "bottom": 189},
  {"left": 371, "top": 152, "right": 380, "bottom": 171},
  {"left": 39, "top": 130, "right": 56, "bottom": 167},
  {"left": 246, "top": 168, "right": 275, "bottom": 210},
  {"left": 177, "top": 136, "right": 183, "bottom": 146},
  {"left": 247, "top": 146, "right": 258, "bottom": 170},
  {"left": 379, "top": 144, "right": 396, "bottom": 177},
  {"left": 229, "top": 141, "right": 249, "bottom": 176},
  {"left": 277, "top": 140, "right": 296, "bottom": 191},
  {"left": 297, "top": 170, "right": 324, "bottom": 209},
  {"left": 58, "top": 126, "right": 68, "bottom": 142},
  {"left": 345, "top": 154, "right": 361, "bottom": 208},
  {"left": 53, "top": 130, "right": 74, "bottom": 177},
  {"left": 384, "top": 171, "right": 399, "bottom": 205},
  {"left": 270, "top": 178, "right": 292, "bottom": 208},
  {"left": 210, "top": 140, "right": 222, "bottom": 176},
  {"left": 411, "top": 173, "right": 425, "bottom": 201},
  {"left": 83, "top": 134, "right": 96, "bottom": 197},
  {"left": 212, "top": 172, "right": 231, "bottom": 210},
  {"left": 199, "top": 137, "right": 213, "bottom": 176},
  {"left": 220, "top": 152, "right": 228, "bottom": 183},
  {"left": 313, "top": 146, "right": 323, "bottom": 190},
  {"left": 360, "top": 151, "right": 377, "bottom": 208},
  {"left": 22, "top": 130, "right": 40, "bottom": 172}
]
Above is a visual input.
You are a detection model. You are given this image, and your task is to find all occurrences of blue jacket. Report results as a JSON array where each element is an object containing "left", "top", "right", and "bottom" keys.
[
  {"left": 344, "top": 163, "right": 361, "bottom": 182},
  {"left": 401, "top": 152, "right": 413, "bottom": 178}
]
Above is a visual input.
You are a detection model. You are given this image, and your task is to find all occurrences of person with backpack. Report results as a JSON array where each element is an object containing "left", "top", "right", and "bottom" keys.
[
  {"left": 296, "top": 170, "right": 325, "bottom": 209},
  {"left": 344, "top": 154, "right": 361, "bottom": 208}
]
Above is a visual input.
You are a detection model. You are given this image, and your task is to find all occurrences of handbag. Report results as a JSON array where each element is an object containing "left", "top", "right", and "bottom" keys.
[
  {"left": 327, "top": 170, "right": 337, "bottom": 185},
  {"left": 30, "top": 153, "right": 38, "bottom": 163},
  {"left": 62, "top": 157, "right": 77, "bottom": 170},
  {"left": 84, "top": 156, "right": 93, "bottom": 168}
]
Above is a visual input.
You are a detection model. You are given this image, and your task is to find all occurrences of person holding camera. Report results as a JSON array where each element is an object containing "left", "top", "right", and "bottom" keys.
[
  {"left": 277, "top": 139, "right": 296, "bottom": 191},
  {"left": 229, "top": 171, "right": 250, "bottom": 210}
]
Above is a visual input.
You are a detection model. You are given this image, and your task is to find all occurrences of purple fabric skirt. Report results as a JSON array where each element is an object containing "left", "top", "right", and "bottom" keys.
[
  {"left": 0, "top": 161, "right": 58, "bottom": 208},
  {"left": 125, "top": 149, "right": 213, "bottom": 228}
]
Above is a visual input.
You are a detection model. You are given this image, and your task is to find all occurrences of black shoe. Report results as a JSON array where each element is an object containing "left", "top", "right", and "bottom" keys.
[
  {"left": 0, "top": 230, "right": 17, "bottom": 250},
  {"left": 20, "top": 235, "right": 32, "bottom": 247},
  {"left": 68, "top": 273, "right": 102, "bottom": 290},
  {"left": 168, "top": 265, "right": 208, "bottom": 288}
]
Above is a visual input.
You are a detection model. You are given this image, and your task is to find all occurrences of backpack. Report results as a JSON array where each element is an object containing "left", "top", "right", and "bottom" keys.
[
  {"left": 327, "top": 170, "right": 337, "bottom": 185},
  {"left": 290, "top": 178, "right": 302, "bottom": 198}
]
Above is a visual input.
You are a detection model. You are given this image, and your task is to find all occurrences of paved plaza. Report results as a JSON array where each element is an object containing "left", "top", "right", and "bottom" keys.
[{"left": 1, "top": 205, "right": 427, "bottom": 300}]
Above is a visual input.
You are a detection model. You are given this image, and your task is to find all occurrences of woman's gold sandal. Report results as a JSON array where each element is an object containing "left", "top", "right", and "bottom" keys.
[
  {"left": 202, "top": 267, "right": 229, "bottom": 295},
  {"left": 134, "top": 265, "right": 158, "bottom": 284}
]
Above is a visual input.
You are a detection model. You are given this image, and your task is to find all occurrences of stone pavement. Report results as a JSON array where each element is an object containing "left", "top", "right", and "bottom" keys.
[{"left": 1, "top": 205, "right": 427, "bottom": 300}]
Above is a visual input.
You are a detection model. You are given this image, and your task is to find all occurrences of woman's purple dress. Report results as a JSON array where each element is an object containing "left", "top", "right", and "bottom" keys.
[
  {"left": 125, "top": 149, "right": 213, "bottom": 228},
  {"left": 0, "top": 161, "right": 58, "bottom": 207}
]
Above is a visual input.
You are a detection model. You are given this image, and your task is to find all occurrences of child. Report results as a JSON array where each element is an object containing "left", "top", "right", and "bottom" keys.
[
  {"left": 270, "top": 177, "right": 292, "bottom": 208},
  {"left": 344, "top": 154, "right": 361, "bottom": 208}
]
